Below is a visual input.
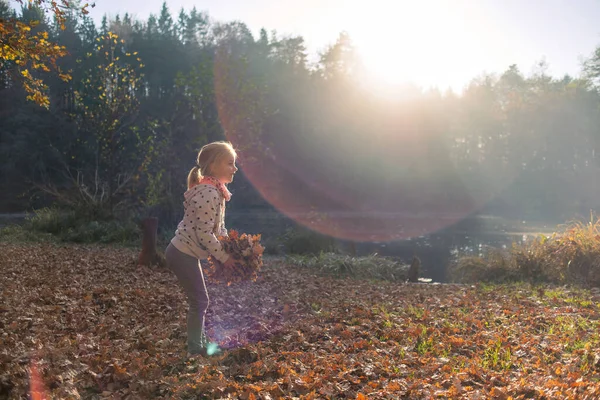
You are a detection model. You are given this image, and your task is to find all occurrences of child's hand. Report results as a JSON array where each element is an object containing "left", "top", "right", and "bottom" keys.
[
  {"left": 222, "top": 256, "right": 236, "bottom": 270},
  {"left": 213, "top": 256, "right": 236, "bottom": 271}
]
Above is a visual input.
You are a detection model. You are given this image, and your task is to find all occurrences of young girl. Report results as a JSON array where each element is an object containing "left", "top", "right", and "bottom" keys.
[{"left": 166, "top": 141, "right": 238, "bottom": 357}]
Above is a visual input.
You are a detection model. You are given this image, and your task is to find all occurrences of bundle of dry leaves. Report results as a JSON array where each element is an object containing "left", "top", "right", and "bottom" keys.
[{"left": 205, "top": 230, "right": 264, "bottom": 285}]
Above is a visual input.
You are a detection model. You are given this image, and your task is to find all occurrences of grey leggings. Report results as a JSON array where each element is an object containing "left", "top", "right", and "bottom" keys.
[{"left": 165, "top": 243, "right": 209, "bottom": 353}]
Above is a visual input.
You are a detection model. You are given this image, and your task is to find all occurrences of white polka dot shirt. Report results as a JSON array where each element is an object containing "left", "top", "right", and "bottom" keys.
[{"left": 170, "top": 184, "right": 229, "bottom": 262}]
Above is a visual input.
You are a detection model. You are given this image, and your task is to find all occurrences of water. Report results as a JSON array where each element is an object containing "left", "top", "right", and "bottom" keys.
[
  {"left": 228, "top": 211, "right": 559, "bottom": 283},
  {"left": 0, "top": 213, "right": 27, "bottom": 228},
  {"left": 359, "top": 215, "right": 559, "bottom": 282}
]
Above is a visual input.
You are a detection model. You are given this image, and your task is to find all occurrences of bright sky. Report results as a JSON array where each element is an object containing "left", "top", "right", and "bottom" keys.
[{"left": 12, "top": 0, "right": 600, "bottom": 92}]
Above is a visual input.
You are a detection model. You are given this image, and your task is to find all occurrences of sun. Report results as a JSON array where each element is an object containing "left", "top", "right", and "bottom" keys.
[
  {"left": 344, "top": 0, "right": 481, "bottom": 92},
  {"left": 358, "top": 38, "right": 433, "bottom": 87}
]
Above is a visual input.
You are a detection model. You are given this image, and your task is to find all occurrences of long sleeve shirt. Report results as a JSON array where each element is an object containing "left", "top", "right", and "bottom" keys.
[{"left": 170, "top": 184, "right": 229, "bottom": 262}]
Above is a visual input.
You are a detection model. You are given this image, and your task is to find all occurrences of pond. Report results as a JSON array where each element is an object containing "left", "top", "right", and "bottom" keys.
[
  {"left": 228, "top": 211, "right": 561, "bottom": 283},
  {"left": 0, "top": 213, "right": 27, "bottom": 228}
]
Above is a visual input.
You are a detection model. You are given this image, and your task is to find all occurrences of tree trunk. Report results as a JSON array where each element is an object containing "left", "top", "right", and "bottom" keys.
[
  {"left": 138, "top": 217, "right": 163, "bottom": 267},
  {"left": 349, "top": 241, "right": 357, "bottom": 256},
  {"left": 407, "top": 256, "right": 420, "bottom": 283}
]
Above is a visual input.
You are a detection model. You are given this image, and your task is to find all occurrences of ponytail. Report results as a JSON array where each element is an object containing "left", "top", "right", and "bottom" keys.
[{"left": 187, "top": 166, "right": 202, "bottom": 190}]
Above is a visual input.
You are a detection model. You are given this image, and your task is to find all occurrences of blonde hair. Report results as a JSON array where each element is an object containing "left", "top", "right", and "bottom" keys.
[{"left": 187, "top": 141, "right": 237, "bottom": 189}]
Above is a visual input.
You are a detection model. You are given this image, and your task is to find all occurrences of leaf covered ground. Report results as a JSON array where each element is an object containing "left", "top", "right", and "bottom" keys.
[{"left": 1, "top": 243, "right": 600, "bottom": 399}]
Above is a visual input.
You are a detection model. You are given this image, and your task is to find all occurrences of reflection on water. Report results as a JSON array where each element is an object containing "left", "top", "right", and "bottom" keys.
[
  {"left": 229, "top": 211, "right": 560, "bottom": 283},
  {"left": 0, "top": 213, "right": 27, "bottom": 228},
  {"left": 349, "top": 215, "right": 560, "bottom": 283}
]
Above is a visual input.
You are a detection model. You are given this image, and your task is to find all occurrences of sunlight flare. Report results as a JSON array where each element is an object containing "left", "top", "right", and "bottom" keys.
[{"left": 342, "top": 0, "right": 491, "bottom": 91}]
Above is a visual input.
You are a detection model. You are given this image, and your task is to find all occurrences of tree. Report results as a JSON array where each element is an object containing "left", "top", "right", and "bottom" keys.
[
  {"left": 0, "top": 0, "right": 93, "bottom": 107},
  {"left": 0, "top": 0, "right": 15, "bottom": 90},
  {"left": 584, "top": 44, "right": 600, "bottom": 87},
  {"left": 317, "top": 31, "right": 363, "bottom": 81},
  {"left": 46, "top": 31, "right": 145, "bottom": 217},
  {"left": 212, "top": 21, "right": 269, "bottom": 153},
  {"left": 157, "top": 2, "right": 173, "bottom": 38}
]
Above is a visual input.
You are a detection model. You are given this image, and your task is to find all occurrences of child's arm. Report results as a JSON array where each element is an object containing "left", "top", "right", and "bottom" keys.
[
  {"left": 188, "top": 189, "right": 229, "bottom": 262},
  {"left": 219, "top": 202, "right": 228, "bottom": 237}
]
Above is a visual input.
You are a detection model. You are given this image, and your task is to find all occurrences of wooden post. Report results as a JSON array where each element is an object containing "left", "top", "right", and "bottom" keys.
[
  {"left": 407, "top": 256, "right": 420, "bottom": 283},
  {"left": 349, "top": 241, "right": 357, "bottom": 256},
  {"left": 138, "top": 217, "right": 160, "bottom": 267}
]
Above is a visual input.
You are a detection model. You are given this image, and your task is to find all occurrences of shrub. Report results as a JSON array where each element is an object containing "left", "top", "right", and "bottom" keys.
[
  {"left": 0, "top": 207, "right": 141, "bottom": 246},
  {"left": 281, "top": 226, "right": 337, "bottom": 255},
  {"left": 450, "top": 213, "right": 600, "bottom": 286},
  {"left": 285, "top": 252, "right": 411, "bottom": 281}
]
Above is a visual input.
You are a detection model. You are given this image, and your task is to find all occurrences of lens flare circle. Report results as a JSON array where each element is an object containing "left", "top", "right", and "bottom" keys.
[{"left": 213, "top": 51, "right": 519, "bottom": 242}]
